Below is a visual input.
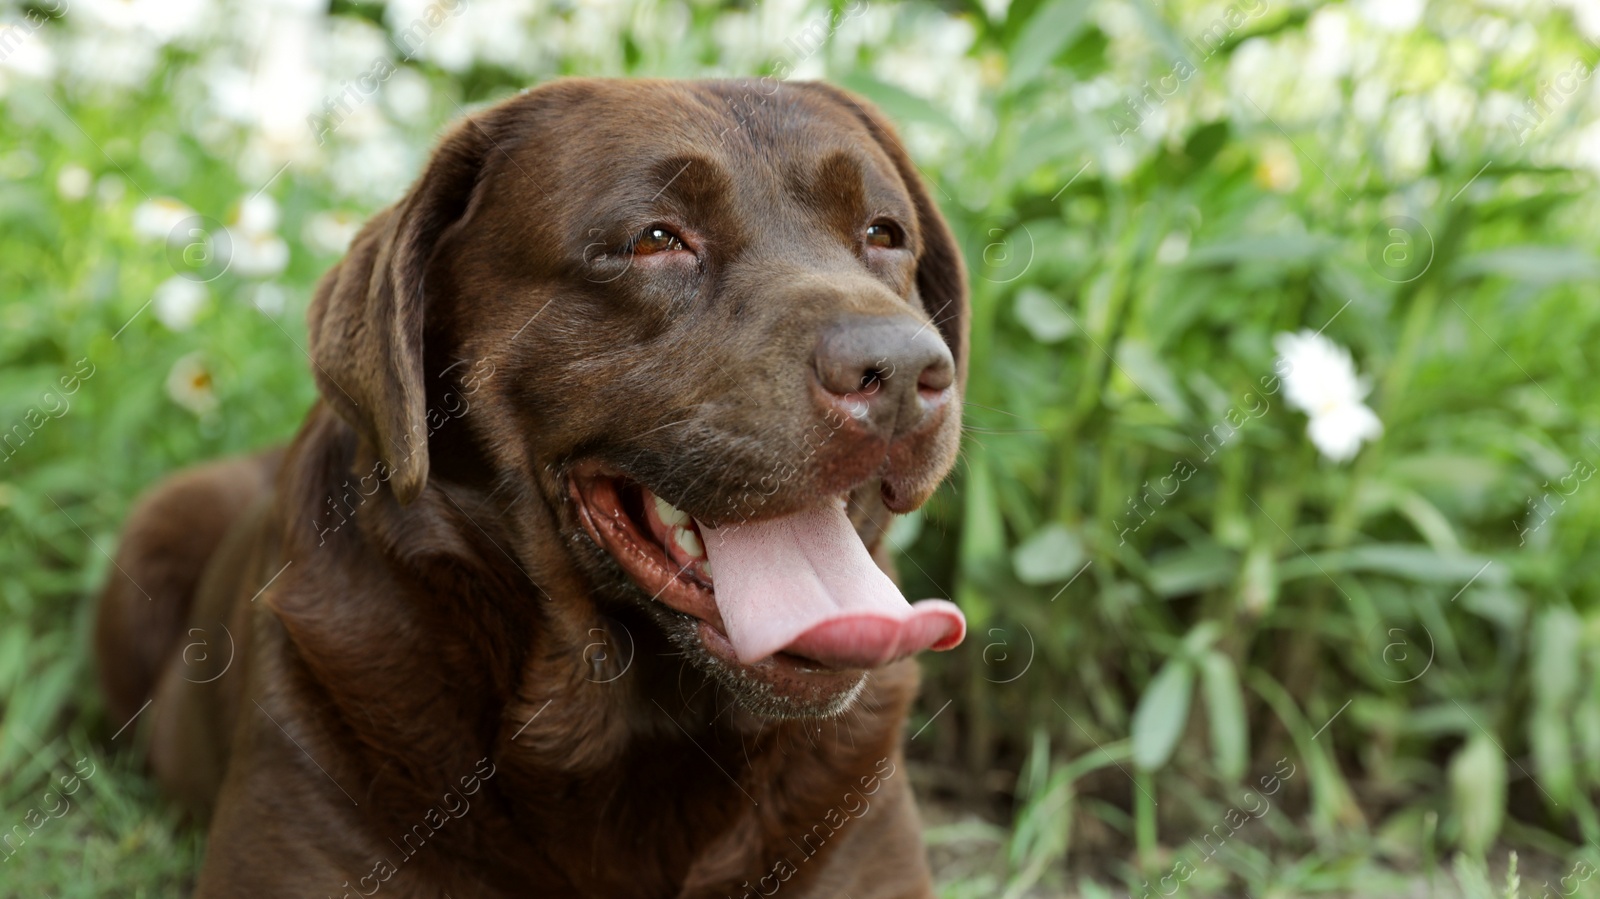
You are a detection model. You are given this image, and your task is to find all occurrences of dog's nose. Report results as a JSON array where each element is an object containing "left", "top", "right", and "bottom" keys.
[{"left": 813, "top": 315, "right": 955, "bottom": 440}]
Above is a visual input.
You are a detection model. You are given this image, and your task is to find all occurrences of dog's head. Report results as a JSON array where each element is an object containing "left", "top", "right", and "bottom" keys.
[{"left": 308, "top": 78, "right": 968, "bottom": 718}]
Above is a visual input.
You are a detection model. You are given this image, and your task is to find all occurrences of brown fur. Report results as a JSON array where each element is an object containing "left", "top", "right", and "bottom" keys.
[{"left": 95, "top": 78, "right": 968, "bottom": 897}]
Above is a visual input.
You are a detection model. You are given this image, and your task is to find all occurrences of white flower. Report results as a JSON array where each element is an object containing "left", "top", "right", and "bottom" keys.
[
  {"left": 97, "top": 174, "right": 126, "bottom": 205},
  {"left": 72, "top": 0, "right": 208, "bottom": 38},
  {"left": 1305, "top": 7, "right": 1352, "bottom": 79},
  {"left": 133, "top": 198, "right": 196, "bottom": 241},
  {"left": 1306, "top": 404, "right": 1385, "bottom": 464},
  {"left": 227, "top": 14, "right": 325, "bottom": 164},
  {"left": 69, "top": 0, "right": 143, "bottom": 31},
  {"left": 303, "top": 210, "right": 363, "bottom": 255},
  {"left": 1274, "top": 330, "right": 1383, "bottom": 463},
  {"left": 249, "top": 283, "right": 288, "bottom": 317},
  {"left": 872, "top": 15, "right": 984, "bottom": 133},
  {"left": 0, "top": 31, "right": 55, "bottom": 81},
  {"left": 234, "top": 194, "right": 280, "bottom": 236},
  {"left": 1354, "top": 0, "right": 1426, "bottom": 33},
  {"left": 1155, "top": 230, "right": 1190, "bottom": 265},
  {"left": 231, "top": 232, "right": 290, "bottom": 278},
  {"left": 384, "top": 0, "right": 516, "bottom": 72},
  {"left": 1071, "top": 76, "right": 1121, "bottom": 112},
  {"left": 328, "top": 131, "right": 415, "bottom": 202},
  {"left": 1383, "top": 101, "right": 1432, "bottom": 180},
  {"left": 57, "top": 165, "right": 92, "bottom": 201},
  {"left": 228, "top": 194, "right": 290, "bottom": 278},
  {"left": 324, "top": 15, "right": 391, "bottom": 75},
  {"left": 166, "top": 352, "right": 219, "bottom": 417},
  {"left": 383, "top": 66, "right": 433, "bottom": 124},
  {"left": 1255, "top": 140, "right": 1302, "bottom": 193},
  {"left": 62, "top": 30, "right": 161, "bottom": 90},
  {"left": 1556, "top": 0, "right": 1600, "bottom": 38},
  {"left": 978, "top": 0, "right": 1011, "bottom": 22},
  {"left": 153, "top": 276, "right": 209, "bottom": 331}
]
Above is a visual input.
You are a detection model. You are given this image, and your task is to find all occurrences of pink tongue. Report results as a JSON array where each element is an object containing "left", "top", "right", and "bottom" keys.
[{"left": 698, "top": 504, "right": 966, "bottom": 668}]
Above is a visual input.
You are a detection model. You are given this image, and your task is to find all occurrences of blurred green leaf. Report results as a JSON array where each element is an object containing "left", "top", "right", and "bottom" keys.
[
  {"left": 1181, "top": 234, "right": 1338, "bottom": 269},
  {"left": 1532, "top": 607, "right": 1583, "bottom": 711},
  {"left": 1453, "top": 247, "right": 1600, "bottom": 284},
  {"left": 1005, "top": 0, "right": 1088, "bottom": 89},
  {"left": 836, "top": 73, "right": 960, "bottom": 133},
  {"left": 1578, "top": 673, "right": 1600, "bottom": 784},
  {"left": 1131, "top": 658, "right": 1194, "bottom": 772},
  {"left": 1392, "top": 489, "right": 1464, "bottom": 554},
  {"left": 887, "top": 507, "right": 924, "bottom": 554},
  {"left": 1013, "top": 287, "right": 1076, "bottom": 343},
  {"left": 1239, "top": 542, "right": 1277, "bottom": 614},
  {"left": 1182, "top": 121, "right": 1229, "bottom": 169},
  {"left": 1114, "top": 338, "right": 1190, "bottom": 418},
  {"left": 1147, "top": 546, "right": 1237, "bottom": 597},
  {"left": 1449, "top": 731, "right": 1507, "bottom": 856},
  {"left": 1011, "top": 521, "right": 1085, "bottom": 584},
  {"left": 1529, "top": 710, "right": 1576, "bottom": 810},
  {"left": 1279, "top": 544, "right": 1499, "bottom": 585},
  {"left": 1180, "top": 622, "right": 1221, "bottom": 656},
  {"left": 1199, "top": 650, "right": 1248, "bottom": 783}
]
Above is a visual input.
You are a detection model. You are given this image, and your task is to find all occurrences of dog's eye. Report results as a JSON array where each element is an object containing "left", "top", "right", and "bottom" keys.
[
  {"left": 631, "top": 226, "right": 688, "bottom": 256},
  {"left": 865, "top": 221, "right": 903, "bottom": 249}
]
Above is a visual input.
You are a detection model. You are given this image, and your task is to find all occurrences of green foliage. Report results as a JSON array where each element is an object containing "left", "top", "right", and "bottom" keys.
[
  {"left": 1132, "top": 655, "right": 1194, "bottom": 772},
  {"left": 4, "top": 0, "right": 1600, "bottom": 894}
]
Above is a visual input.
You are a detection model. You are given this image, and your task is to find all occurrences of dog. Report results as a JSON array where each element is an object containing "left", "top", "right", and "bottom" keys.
[{"left": 95, "top": 77, "right": 969, "bottom": 897}]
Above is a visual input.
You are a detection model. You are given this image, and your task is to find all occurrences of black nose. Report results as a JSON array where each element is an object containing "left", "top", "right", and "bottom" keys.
[{"left": 813, "top": 315, "right": 955, "bottom": 441}]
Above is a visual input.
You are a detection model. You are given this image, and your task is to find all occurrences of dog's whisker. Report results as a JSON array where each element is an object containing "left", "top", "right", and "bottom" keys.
[
  {"left": 682, "top": 668, "right": 714, "bottom": 707},
  {"left": 961, "top": 400, "right": 1024, "bottom": 419}
]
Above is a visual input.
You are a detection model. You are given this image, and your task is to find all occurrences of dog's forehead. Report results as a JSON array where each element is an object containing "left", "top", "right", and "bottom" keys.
[{"left": 511, "top": 79, "right": 908, "bottom": 207}]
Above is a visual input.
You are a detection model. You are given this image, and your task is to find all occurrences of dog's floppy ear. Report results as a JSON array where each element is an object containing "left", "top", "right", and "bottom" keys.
[
  {"left": 797, "top": 82, "right": 971, "bottom": 389},
  {"left": 307, "top": 112, "right": 503, "bottom": 505}
]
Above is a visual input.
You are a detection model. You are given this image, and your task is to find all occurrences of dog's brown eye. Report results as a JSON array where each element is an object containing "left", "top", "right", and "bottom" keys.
[
  {"left": 632, "top": 226, "right": 687, "bottom": 256},
  {"left": 865, "top": 221, "right": 903, "bottom": 249}
]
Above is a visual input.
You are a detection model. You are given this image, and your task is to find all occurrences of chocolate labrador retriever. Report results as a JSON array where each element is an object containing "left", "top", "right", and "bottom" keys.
[{"left": 95, "top": 77, "right": 969, "bottom": 898}]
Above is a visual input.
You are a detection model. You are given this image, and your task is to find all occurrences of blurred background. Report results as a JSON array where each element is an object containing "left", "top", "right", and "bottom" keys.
[{"left": 2, "top": 0, "right": 1599, "bottom": 895}]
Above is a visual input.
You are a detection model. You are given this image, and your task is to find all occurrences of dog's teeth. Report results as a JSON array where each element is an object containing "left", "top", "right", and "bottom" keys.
[
  {"left": 654, "top": 494, "right": 691, "bottom": 527},
  {"left": 674, "top": 527, "right": 704, "bottom": 559},
  {"left": 701, "top": 561, "right": 713, "bottom": 580}
]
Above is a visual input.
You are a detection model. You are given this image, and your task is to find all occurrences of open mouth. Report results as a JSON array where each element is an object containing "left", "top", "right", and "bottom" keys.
[{"left": 569, "top": 461, "right": 966, "bottom": 704}]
